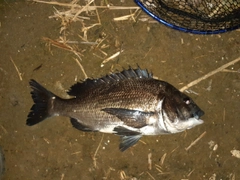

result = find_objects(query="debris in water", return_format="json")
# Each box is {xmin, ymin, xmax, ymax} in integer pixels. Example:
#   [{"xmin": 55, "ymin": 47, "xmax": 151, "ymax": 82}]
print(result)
[
  {"xmin": 148, "ymin": 153, "xmax": 152, "ymax": 170},
  {"xmin": 231, "ymin": 150, "xmax": 240, "ymax": 159},
  {"xmin": 185, "ymin": 131, "xmax": 206, "ymax": 151},
  {"xmin": 209, "ymin": 173, "xmax": 216, "ymax": 180},
  {"xmin": 208, "ymin": 141, "xmax": 218, "ymax": 151}
]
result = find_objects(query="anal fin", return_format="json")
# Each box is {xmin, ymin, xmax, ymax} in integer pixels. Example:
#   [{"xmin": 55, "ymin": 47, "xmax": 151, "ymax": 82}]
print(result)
[
  {"xmin": 113, "ymin": 126, "xmax": 142, "ymax": 152},
  {"xmin": 119, "ymin": 135, "xmax": 142, "ymax": 152},
  {"xmin": 70, "ymin": 118, "xmax": 96, "ymax": 132}
]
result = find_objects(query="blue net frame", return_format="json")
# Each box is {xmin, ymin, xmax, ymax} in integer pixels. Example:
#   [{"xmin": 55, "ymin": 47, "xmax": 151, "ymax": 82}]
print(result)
[{"xmin": 135, "ymin": 0, "xmax": 240, "ymax": 34}]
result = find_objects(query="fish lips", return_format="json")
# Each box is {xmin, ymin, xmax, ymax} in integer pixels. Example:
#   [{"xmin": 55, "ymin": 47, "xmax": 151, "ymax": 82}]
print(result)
[
  {"xmin": 189, "ymin": 109, "xmax": 204, "ymax": 128},
  {"xmin": 193, "ymin": 109, "xmax": 204, "ymax": 120}
]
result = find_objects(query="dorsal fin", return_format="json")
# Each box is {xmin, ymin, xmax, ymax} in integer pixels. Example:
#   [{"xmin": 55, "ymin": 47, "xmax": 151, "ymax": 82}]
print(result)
[{"xmin": 67, "ymin": 67, "xmax": 153, "ymax": 97}]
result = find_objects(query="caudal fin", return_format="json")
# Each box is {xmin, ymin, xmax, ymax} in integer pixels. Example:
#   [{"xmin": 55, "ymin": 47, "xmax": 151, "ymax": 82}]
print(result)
[{"xmin": 27, "ymin": 80, "xmax": 56, "ymax": 126}]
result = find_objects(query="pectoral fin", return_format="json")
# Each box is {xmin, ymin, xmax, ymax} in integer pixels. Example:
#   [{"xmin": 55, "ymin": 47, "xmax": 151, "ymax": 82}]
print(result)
[{"xmin": 102, "ymin": 108, "xmax": 154, "ymax": 128}]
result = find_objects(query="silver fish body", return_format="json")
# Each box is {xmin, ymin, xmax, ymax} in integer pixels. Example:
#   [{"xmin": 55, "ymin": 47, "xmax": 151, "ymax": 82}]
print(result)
[{"xmin": 27, "ymin": 67, "xmax": 204, "ymax": 151}]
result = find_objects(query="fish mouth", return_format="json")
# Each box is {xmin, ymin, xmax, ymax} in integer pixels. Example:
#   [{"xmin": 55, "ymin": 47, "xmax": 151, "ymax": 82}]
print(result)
[
  {"xmin": 193, "ymin": 109, "xmax": 204, "ymax": 120},
  {"xmin": 191, "ymin": 109, "xmax": 204, "ymax": 126}
]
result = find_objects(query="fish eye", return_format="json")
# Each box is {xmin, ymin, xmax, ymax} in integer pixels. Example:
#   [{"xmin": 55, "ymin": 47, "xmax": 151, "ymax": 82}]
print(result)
[{"xmin": 183, "ymin": 97, "xmax": 191, "ymax": 105}]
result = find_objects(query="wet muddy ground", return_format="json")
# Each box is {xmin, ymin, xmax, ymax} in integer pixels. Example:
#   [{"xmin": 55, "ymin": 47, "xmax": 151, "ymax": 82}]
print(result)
[{"xmin": 0, "ymin": 0, "xmax": 239, "ymax": 179}]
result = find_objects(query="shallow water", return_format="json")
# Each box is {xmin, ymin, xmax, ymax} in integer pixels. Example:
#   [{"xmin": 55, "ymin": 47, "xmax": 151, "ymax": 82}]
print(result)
[{"xmin": 0, "ymin": 0, "xmax": 239, "ymax": 179}]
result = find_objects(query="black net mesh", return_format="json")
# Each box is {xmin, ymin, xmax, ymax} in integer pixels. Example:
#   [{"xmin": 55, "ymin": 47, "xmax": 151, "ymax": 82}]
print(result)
[{"xmin": 135, "ymin": 0, "xmax": 240, "ymax": 34}]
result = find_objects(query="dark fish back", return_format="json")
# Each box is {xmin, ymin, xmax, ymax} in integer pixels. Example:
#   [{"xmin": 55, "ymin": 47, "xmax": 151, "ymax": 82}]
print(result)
[{"xmin": 67, "ymin": 68, "xmax": 153, "ymax": 97}]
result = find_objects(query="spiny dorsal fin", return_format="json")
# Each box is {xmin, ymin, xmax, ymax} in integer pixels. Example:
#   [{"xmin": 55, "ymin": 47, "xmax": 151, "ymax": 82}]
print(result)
[{"xmin": 67, "ymin": 67, "xmax": 153, "ymax": 97}]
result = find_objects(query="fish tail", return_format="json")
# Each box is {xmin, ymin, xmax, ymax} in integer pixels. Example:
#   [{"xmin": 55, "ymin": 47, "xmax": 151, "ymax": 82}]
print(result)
[{"xmin": 27, "ymin": 79, "xmax": 58, "ymax": 126}]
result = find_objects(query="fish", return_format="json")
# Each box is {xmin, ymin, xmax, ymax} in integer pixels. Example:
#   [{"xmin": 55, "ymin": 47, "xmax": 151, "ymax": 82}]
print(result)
[{"xmin": 27, "ymin": 67, "xmax": 204, "ymax": 151}]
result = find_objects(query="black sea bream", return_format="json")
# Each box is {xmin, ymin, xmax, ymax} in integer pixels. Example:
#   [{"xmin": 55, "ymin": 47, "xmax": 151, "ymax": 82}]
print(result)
[{"xmin": 27, "ymin": 67, "xmax": 204, "ymax": 151}]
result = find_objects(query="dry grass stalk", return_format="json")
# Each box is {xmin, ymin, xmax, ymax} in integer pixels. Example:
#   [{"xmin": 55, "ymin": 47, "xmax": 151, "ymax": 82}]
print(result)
[
  {"xmin": 39, "ymin": 0, "xmax": 102, "ymax": 57},
  {"xmin": 187, "ymin": 169, "xmax": 195, "ymax": 177},
  {"xmin": 32, "ymin": 0, "xmax": 79, "ymax": 7},
  {"xmin": 72, "ymin": 0, "xmax": 95, "ymax": 22},
  {"xmin": 60, "ymin": 173, "xmax": 65, "ymax": 180},
  {"xmin": 155, "ymin": 164, "xmax": 171, "ymax": 175},
  {"xmin": 221, "ymin": 69, "xmax": 240, "ymax": 73},
  {"xmin": 180, "ymin": 56, "xmax": 240, "ymax": 92},
  {"xmin": 160, "ymin": 153, "xmax": 167, "ymax": 166},
  {"xmin": 113, "ymin": 9, "xmax": 140, "ymax": 21},
  {"xmin": 185, "ymin": 131, "xmax": 206, "ymax": 151},
  {"xmin": 33, "ymin": 0, "xmax": 141, "ymax": 69},
  {"xmin": 119, "ymin": 170, "xmax": 128, "ymax": 180},
  {"xmin": 93, "ymin": 134, "xmax": 104, "ymax": 168},
  {"xmin": 10, "ymin": 56, "xmax": 22, "ymax": 81},
  {"xmin": 101, "ymin": 50, "xmax": 124, "ymax": 67},
  {"xmin": 170, "ymin": 146, "xmax": 179, "ymax": 154},
  {"xmin": 71, "ymin": 151, "xmax": 81, "ymax": 155},
  {"xmin": 155, "ymin": 164, "xmax": 163, "ymax": 173},
  {"xmin": 103, "ymin": 167, "xmax": 115, "ymax": 179},
  {"xmin": 139, "ymin": 139, "xmax": 147, "ymax": 145},
  {"xmin": 32, "ymin": 0, "xmax": 139, "ymax": 10},
  {"xmin": 43, "ymin": 137, "xmax": 50, "ymax": 144},
  {"xmin": 73, "ymin": 58, "xmax": 88, "ymax": 79},
  {"xmin": 146, "ymin": 171, "xmax": 155, "ymax": 180},
  {"xmin": 0, "ymin": 125, "xmax": 8, "ymax": 134},
  {"xmin": 148, "ymin": 153, "xmax": 152, "ymax": 170},
  {"xmin": 223, "ymin": 107, "xmax": 225, "ymax": 122},
  {"xmin": 43, "ymin": 37, "xmax": 83, "ymax": 59}
]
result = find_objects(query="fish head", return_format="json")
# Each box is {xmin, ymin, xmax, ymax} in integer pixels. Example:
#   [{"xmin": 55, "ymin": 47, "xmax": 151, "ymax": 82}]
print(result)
[{"xmin": 160, "ymin": 90, "xmax": 204, "ymax": 133}]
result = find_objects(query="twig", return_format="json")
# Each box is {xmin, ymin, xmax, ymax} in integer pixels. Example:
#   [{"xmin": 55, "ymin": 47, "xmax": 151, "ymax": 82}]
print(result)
[
  {"xmin": 94, "ymin": 1, "xmax": 101, "ymax": 25},
  {"xmin": 43, "ymin": 137, "xmax": 51, "ymax": 144},
  {"xmin": 43, "ymin": 37, "xmax": 83, "ymax": 58},
  {"xmin": 113, "ymin": 9, "xmax": 139, "ymax": 21},
  {"xmin": 170, "ymin": 146, "xmax": 179, "ymax": 154},
  {"xmin": 119, "ymin": 170, "xmax": 128, "ymax": 180},
  {"xmin": 223, "ymin": 108, "xmax": 225, "ymax": 122},
  {"xmin": 160, "ymin": 153, "xmax": 167, "ymax": 166},
  {"xmin": 139, "ymin": 139, "xmax": 147, "ymax": 145},
  {"xmin": 93, "ymin": 134, "xmax": 104, "ymax": 168},
  {"xmin": 72, "ymin": 0, "xmax": 94, "ymax": 22},
  {"xmin": 71, "ymin": 151, "xmax": 81, "ymax": 155},
  {"xmin": 148, "ymin": 153, "xmax": 152, "ymax": 170},
  {"xmin": 155, "ymin": 164, "xmax": 163, "ymax": 173},
  {"xmin": 0, "ymin": 125, "xmax": 8, "ymax": 134},
  {"xmin": 146, "ymin": 171, "xmax": 155, "ymax": 180},
  {"xmin": 185, "ymin": 131, "xmax": 206, "ymax": 151},
  {"xmin": 32, "ymin": 0, "xmax": 79, "ymax": 7},
  {"xmin": 221, "ymin": 69, "xmax": 240, "ymax": 73},
  {"xmin": 101, "ymin": 50, "xmax": 124, "ymax": 67},
  {"xmin": 73, "ymin": 58, "xmax": 88, "ymax": 79},
  {"xmin": 60, "ymin": 173, "xmax": 65, "ymax": 180},
  {"xmin": 10, "ymin": 56, "xmax": 22, "ymax": 81},
  {"xmin": 180, "ymin": 56, "xmax": 240, "ymax": 92},
  {"xmin": 187, "ymin": 169, "xmax": 195, "ymax": 177}
]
